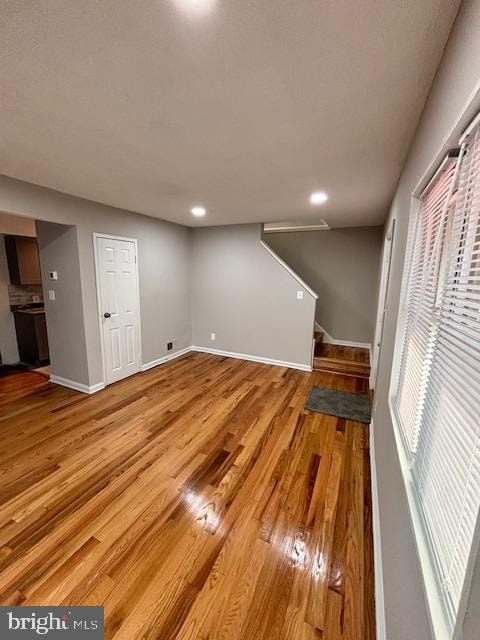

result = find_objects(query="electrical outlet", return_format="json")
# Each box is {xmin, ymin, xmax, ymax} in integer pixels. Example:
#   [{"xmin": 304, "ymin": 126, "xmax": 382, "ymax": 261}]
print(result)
[
  {"xmin": 210, "ymin": 332, "xmax": 216, "ymax": 341},
  {"xmin": 297, "ymin": 290, "xmax": 304, "ymax": 300},
  {"xmin": 48, "ymin": 290, "xmax": 56, "ymax": 301},
  {"xmin": 167, "ymin": 342, "xmax": 173, "ymax": 351}
]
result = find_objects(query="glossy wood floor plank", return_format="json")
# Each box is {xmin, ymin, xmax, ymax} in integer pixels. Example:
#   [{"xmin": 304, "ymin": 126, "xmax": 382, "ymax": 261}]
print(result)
[{"xmin": 0, "ymin": 353, "xmax": 374, "ymax": 639}]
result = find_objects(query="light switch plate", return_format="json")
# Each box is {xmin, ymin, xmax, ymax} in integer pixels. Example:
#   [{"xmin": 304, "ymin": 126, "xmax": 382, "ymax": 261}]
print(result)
[
  {"xmin": 49, "ymin": 271, "xmax": 58, "ymax": 280},
  {"xmin": 297, "ymin": 290, "xmax": 304, "ymax": 299},
  {"xmin": 48, "ymin": 290, "xmax": 56, "ymax": 301}
]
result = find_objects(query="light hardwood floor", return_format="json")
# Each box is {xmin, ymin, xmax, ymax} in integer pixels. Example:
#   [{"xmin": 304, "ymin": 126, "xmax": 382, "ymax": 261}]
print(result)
[{"xmin": 0, "ymin": 352, "xmax": 375, "ymax": 640}]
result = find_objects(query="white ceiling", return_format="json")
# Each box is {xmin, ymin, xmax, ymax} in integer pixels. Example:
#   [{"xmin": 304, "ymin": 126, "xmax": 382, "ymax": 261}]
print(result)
[{"xmin": 0, "ymin": 1, "xmax": 460, "ymax": 228}]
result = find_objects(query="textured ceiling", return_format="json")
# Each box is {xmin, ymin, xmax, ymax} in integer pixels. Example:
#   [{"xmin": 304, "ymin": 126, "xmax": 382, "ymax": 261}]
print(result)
[{"xmin": 0, "ymin": 1, "xmax": 460, "ymax": 227}]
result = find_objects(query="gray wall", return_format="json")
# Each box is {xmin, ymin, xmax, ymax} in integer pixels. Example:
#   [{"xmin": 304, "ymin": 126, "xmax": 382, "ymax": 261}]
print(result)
[
  {"xmin": 0, "ymin": 236, "xmax": 19, "ymax": 364},
  {"xmin": 371, "ymin": 1, "xmax": 480, "ymax": 638},
  {"xmin": 464, "ymin": 540, "xmax": 480, "ymax": 639},
  {"xmin": 36, "ymin": 222, "xmax": 89, "ymax": 384},
  {"xmin": 266, "ymin": 227, "xmax": 383, "ymax": 344},
  {"xmin": 0, "ymin": 180, "xmax": 317, "ymax": 383},
  {"xmin": 0, "ymin": 176, "xmax": 192, "ymax": 387},
  {"xmin": 192, "ymin": 224, "xmax": 316, "ymax": 367}
]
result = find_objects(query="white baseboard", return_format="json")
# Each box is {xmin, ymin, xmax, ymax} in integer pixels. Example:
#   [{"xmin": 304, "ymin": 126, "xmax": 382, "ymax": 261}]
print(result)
[
  {"xmin": 315, "ymin": 322, "xmax": 371, "ymax": 350},
  {"xmin": 369, "ymin": 420, "xmax": 387, "ymax": 640},
  {"xmin": 50, "ymin": 345, "xmax": 310, "ymax": 393},
  {"xmin": 191, "ymin": 346, "xmax": 312, "ymax": 372},
  {"xmin": 50, "ymin": 375, "xmax": 105, "ymax": 395},
  {"xmin": 141, "ymin": 346, "xmax": 192, "ymax": 372},
  {"xmin": 88, "ymin": 381, "xmax": 106, "ymax": 394}
]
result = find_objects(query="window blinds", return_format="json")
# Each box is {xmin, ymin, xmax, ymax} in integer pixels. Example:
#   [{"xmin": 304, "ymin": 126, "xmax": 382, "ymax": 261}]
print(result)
[
  {"xmin": 394, "ymin": 121, "xmax": 480, "ymax": 632},
  {"xmin": 395, "ymin": 156, "xmax": 460, "ymax": 454}
]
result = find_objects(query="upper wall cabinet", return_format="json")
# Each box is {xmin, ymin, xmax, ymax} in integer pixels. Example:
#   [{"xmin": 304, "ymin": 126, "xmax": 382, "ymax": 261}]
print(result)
[{"xmin": 4, "ymin": 236, "xmax": 42, "ymax": 285}]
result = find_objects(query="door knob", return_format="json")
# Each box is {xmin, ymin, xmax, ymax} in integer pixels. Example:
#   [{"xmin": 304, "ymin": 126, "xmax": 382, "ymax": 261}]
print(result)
[{"xmin": 104, "ymin": 312, "xmax": 111, "ymax": 318}]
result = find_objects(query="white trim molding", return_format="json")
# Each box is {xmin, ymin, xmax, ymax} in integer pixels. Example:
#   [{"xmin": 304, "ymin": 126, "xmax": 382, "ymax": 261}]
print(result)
[
  {"xmin": 315, "ymin": 322, "xmax": 371, "ymax": 350},
  {"xmin": 191, "ymin": 346, "xmax": 312, "ymax": 371},
  {"xmin": 370, "ymin": 420, "xmax": 387, "ymax": 640},
  {"xmin": 141, "ymin": 346, "xmax": 192, "ymax": 372},
  {"xmin": 50, "ymin": 374, "xmax": 105, "ymax": 395},
  {"xmin": 259, "ymin": 240, "xmax": 319, "ymax": 299},
  {"xmin": 263, "ymin": 221, "xmax": 330, "ymax": 233},
  {"xmin": 388, "ymin": 396, "xmax": 454, "ymax": 640}
]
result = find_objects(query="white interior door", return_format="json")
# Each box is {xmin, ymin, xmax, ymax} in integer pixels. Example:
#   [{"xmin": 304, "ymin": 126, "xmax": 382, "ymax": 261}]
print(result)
[
  {"xmin": 96, "ymin": 235, "xmax": 141, "ymax": 385},
  {"xmin": 371, "ymin": 219, "xmax": 395, "ymax": 388}
]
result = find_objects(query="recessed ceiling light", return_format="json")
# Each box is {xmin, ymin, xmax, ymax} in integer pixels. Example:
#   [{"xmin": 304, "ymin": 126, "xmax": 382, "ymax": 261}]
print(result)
[
  {"xmin": 191, "ymin": 206, "xmax": 206, "ymax": 217},
  {"xmin": 310, "ymin": 191, "xmax": 328, "ymax": 205},
  {"xmin": 173, "ymin": 0, "xmax": 217, "ymax": 17}
]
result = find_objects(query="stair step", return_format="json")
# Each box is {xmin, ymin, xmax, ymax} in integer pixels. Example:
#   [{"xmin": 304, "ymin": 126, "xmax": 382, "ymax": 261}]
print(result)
[
  {"xmin": 313, "ymin": 331, "xmax": 324, "ymax": 356},
  {"xmin": 313, "ymin": 356, "xmax": 370, "ymax": 378}
]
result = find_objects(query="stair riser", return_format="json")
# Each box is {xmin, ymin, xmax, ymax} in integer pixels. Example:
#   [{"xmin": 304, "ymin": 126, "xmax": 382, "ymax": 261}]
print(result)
[
  {"xmin": 313, "ymin": 359, "xmax": 370, "ymax": 377},
  {"xmin": 313, "ymin": 366, "xmax": 370, "ymax": 379}
]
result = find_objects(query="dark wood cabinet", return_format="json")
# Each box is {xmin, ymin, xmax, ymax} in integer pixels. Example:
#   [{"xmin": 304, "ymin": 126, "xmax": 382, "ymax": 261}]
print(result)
[
  {"xmin": 13, "ymin": 310, "xmax": 50, "ymax": 366},
  {"xmin": 4, "ymin": 236, "xmax": 42, "ymax": 285}
]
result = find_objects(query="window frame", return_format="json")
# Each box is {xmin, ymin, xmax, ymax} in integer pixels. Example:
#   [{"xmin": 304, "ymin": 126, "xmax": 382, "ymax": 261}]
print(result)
[
  {"xmin": 388, "ymin": 130, "xmax": 480, "ymax": 640},
  {"xmin": 389, "ymin": 196, "xmax": 454, "ymax": 640}
]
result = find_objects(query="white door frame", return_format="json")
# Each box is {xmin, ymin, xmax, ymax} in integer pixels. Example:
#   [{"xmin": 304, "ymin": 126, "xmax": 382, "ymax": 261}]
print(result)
[
  {"xmin": 370, "ymin": 219, "xmax": 395, "ymax": 389},
  {"xmin": 93, "ymin": 232, "xmax": 143, "ymax": 386}
]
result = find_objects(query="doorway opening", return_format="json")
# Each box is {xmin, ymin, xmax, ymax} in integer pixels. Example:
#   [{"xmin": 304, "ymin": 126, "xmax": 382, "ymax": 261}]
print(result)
[{"xmin": 0, "ymin": 212, "xmax": 50, "ymax": 378}]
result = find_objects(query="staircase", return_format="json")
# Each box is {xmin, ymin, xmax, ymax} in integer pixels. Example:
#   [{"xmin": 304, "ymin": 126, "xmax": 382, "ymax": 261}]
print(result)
[{"xmin": 313, "ymin": 331, "xmax": 370, "ymax": 378}]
